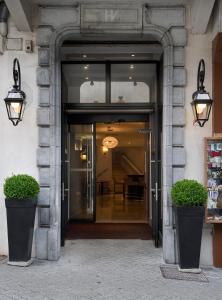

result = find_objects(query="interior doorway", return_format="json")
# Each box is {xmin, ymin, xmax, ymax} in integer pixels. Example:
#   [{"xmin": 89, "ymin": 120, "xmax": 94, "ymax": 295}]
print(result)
[
  {"xmin": 96, "ymin": 122, "xmax": 149, "ymax": 223},
  {"xmin": 66, "ymin": 119, "xmax": 150, "ymax": 224}
]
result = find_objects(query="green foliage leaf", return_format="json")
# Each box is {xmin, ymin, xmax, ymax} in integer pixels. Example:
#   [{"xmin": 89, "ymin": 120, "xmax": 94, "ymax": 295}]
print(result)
[
  {"xmin": 3, "ymin": 174, "xmax": 40, "ymax": 200},
  {"xmin": 171, "ymin": 179, "xmax": 207, "ymax": 207}
]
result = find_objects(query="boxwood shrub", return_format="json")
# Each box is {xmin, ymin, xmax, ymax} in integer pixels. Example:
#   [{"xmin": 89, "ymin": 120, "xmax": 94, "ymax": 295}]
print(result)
[
  {"xmin": 4, "ymin": 174, "xmax": 40, "ymax": 200},
  {"xmin": 171, "ymin": 179, "xmax": 208, "ymax": 207}
]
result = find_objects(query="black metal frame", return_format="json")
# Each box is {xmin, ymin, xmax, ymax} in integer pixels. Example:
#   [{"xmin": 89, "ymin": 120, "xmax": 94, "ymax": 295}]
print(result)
[
  {"xmin": 67, "ymin": 114, "xmax": 150, "ymax": 224},
  {"xmin": 4, "ymin": 58, "xmax": 26, "ymax": 126},
  {"xmin": 61, "ymin": 59, "xmax": 162, "ymax": 246},
  {"xmin": 61, "ymin": 60, "xmax": 159, "ymax": 109},
  {"xmin": 191, "ymin": 59, "xmax": 213, "ymax": 127}
]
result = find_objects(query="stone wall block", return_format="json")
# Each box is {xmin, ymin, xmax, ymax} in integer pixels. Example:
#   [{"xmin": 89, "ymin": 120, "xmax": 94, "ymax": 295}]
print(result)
[
  {"xmin": 172, "ymin": 127, "xmax": 184, "ymax": 146},
  {"xmin": 35, "ymin": 228, "xmax": 48, "ymax": 259},
  {"xmin": 163, "ymin": 165, "xmax": 173, "ymax": 187},
  {"xmin": 173, "ymin": 107, "xmax": 185, "ymax": 126},
  {"xmin": 38, "ymin": 48, "xmax": 50, "ymax": 66},
  {"xmin": 81, "ymin": 4, "xmax": 142, "ymax": 33},
  {"xmin": 36, "ymin": 26, "xmax": 53, "ymax": 47},
  {"xmin": 144, "ymin": 7, "xmax": 185, "ymax": 28},
  {"xmin": 37, "ymin": 67, "xmax": 50, "ymax": 87},
  {"xmin": 163, "ymin": 46, "xmax": 173, "ymax": 67},
  {"xmin": 163, "ymin": 85, "xmax": 173, "ymax": 106},
  {"xmin": 163, "ymin": 105, "xmax": 172, "ymax": 127},
  {"xmin": 163, "ymin": 204, "xmax": 172, "ymax": 227},
  {"xmin": 163, "ymin": 226, "xmax": 176, "ymax": 263},
  {"xmin": 39, "ymin": 167, "xmax": 50, "ymax": 186},
  {"xmin": 37, "ymin": 108, "xmax": 50, "ymax": 126},
  {"xmin": 55, "ymin": 126, "xmax": 61, "ymax": 147},
  {"xmin": 173, "ymin": 87, "xmax": 185, "ymax": 106},
  {"xmin": 39, "ymin": 208, "xmax": 50, "ymax": 226},
  {"xmin": 172, "ymin": 147, "xmax": 186, "ymax": 166},
  {"xmin": 173, "ymin": 47, "xmax": 185, "ymax": 66},
  {"xmin": 162, "ymin": 146, "xmax": 173, "ymax": 168},
  {"xmin": 39, "ymin": 88, "xmax": 50, "ymax": 107},
  {"xmin": 173, "ymin": 167, "xmax": 185, "ymax": 183},
  {"xmin": 37, "ymin": 148, "xmax": 50, "ymax": 167},
  {"xmin": 39, "ymin": 127, "xmax": 50, "ymax": 147},
  {"xmin": 39, "ymin": 7, "xmax": 80, "ymax": 27},
  {"xmin": 162, "ymin": 125, "xmax": 172, "ymax": 147},
  {"xmin": 170, "ymin": 27, "xmax": 187, "ymax": 46},
  {"xmin": 48, "ymin": 225, "xmax": 60, "ymax": 260},
  {"xmin": 38, "ymin": 187, "xmax": 50, "ymax": 206},
  {"xmin": 173, "ymin": 67, "xmax": 186, "ymax": 86},
  {"xmin": 163, "ymin": 66, "xmax": 173, "ymax": 87}
]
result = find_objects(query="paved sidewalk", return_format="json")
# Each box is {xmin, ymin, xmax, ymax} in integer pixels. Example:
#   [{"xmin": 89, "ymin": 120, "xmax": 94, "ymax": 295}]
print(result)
[{"xmin": 0, "ymin": 240, "xmax": 222, "ymax": 300}]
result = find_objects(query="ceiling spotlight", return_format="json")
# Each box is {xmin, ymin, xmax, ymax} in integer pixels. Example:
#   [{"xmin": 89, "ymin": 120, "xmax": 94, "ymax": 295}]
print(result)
[
  {"xmin": 84, "ymin": 65, "xmax": 89, "ymax": 70},
  {"xmin": 131, "ymin": 54, "xmax": 135, "ymax": 57},
  {"xmin": 129, "ymin": 76, "xmax": 132, "ymax": 80},
  {"xmin": 82, "ymin": 54, "xmax": 87, "ymax": 58},
  {"xmin": 130, "ymin": 64, "xmax": 134, "ymax": 69},
  {"xmin": 85, "ymin": 77, "xmax": 89, "ymax": 80}
]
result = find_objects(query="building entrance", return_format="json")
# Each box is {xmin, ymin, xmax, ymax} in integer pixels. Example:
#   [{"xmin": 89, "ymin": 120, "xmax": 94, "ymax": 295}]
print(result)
[{"xmin": 61, "ymin": 45, "xmax": 162, "ymax": 245}]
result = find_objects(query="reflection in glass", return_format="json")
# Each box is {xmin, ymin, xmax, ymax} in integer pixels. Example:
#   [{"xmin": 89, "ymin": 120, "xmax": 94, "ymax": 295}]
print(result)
[
  {"xmin": 62, "ymin": 64, "xmax": 106, "ymax": 103},
  {"xmin": 111, "ymin": 64, "xmax": 156, "ymax": 103},
  {"xmin": 69, "ymin": 124, "xmax": 94, "ymax": 221}
]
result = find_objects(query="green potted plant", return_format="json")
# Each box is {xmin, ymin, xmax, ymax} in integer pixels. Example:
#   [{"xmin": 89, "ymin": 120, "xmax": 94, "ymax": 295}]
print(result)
[
  {"xmin": 4, "ymin": 174, "xmax": 40, "ymax": 266},
  {"xmin": 171, "ymin": 179, "xmax": 208, "ymax": 272}
]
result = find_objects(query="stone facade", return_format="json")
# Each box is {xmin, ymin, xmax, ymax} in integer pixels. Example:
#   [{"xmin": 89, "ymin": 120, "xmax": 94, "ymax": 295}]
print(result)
[{"xmin": 36, "ymin": 3, "xmax": 186, "ymax": 262}]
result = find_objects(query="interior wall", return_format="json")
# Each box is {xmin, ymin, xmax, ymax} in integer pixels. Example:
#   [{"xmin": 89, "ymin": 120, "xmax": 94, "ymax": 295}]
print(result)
[
  {"xmin": 96, "ymin": 139, "xmax": 113, "ymax": 182},
  {"xmin": 114, "ymin": 147, "xmax": 145, "ymax": 174}
]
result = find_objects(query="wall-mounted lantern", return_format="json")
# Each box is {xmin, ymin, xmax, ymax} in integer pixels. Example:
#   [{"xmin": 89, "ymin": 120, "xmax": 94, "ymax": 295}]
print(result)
[
  {"xmin": 191, "ymin": 59, "xmax": 213, "ymax": 127},
  {"xmin": 4, "ymin": 58, "xmax": 26, "ymax": 126}
]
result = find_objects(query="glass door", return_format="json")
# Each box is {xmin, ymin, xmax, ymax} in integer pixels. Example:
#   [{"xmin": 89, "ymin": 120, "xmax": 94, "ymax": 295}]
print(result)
[{"xmin": 69, "ymin": 124, "xmax": 95, "ymax": 221}]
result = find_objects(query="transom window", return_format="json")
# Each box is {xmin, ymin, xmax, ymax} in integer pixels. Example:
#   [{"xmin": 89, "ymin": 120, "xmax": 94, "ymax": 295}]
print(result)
[{"xmin": 62, "ymin": 62, "xmax": 157, "ymax": 104}]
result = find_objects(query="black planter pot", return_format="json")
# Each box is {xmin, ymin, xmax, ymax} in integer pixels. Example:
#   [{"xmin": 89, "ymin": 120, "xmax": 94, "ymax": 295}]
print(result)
[
  {"xmin": 175, "ymin": 206, "xmax": 204, "ymax": 271},
  {"xmin": 5, "ymin": 198, "xmax": 37, "ymax": 266}
]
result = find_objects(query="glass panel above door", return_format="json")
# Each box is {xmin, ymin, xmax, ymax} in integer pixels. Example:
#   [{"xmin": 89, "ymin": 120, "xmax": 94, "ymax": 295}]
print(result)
[
  {"xmin": 62, "ymin": 64, "xmax": 106, "ymax": 103},
  {"xmin": 62, "ymin": 62, "xmax": 157, "ymax": 105},
  {"xmin": 111, "ymin": 63, "xmax": 156, "ymax": 103}
]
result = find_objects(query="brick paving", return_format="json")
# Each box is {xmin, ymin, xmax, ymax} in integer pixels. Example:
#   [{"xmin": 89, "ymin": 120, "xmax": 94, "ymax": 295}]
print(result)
[{"xmin": 0, "ymin": 240, "xmax": 222, "ymax": 299}]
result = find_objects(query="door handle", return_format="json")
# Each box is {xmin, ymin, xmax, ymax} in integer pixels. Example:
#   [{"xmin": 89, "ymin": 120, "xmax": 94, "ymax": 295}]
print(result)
[
  {"xmin": 62, "ymin": 182, "xmax": 64, "ymax": 201},
  {"xmin": 155, "ymin": 182, "xmax": 158, "ymax": 202}
]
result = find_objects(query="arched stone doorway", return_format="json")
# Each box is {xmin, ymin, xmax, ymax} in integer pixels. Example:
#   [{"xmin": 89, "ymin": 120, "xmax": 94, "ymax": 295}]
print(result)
[{"xmin": 35, "ymin": 4, "xmax": 186, "ymax": 263}]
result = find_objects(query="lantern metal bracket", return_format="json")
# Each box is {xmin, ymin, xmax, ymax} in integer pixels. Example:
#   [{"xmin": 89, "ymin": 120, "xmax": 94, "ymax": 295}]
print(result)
[
  {"xmin": 197, "ymin": 59, "xmax": 205, "ymax": 92},
  {"xmin": 191, "ymin": 58, "xmax": 213, "ymax": 128},
  {"xmin": 13, "ymin": 58, "xmax": 21, "ymax": 90},
  {"xmin": 4, "ymin": 58, "xmax": 26, "ymax": 126}
]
